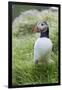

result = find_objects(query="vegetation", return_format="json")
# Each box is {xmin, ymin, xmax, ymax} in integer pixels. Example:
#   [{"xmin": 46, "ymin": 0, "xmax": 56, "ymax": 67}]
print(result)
[{"xmin": 12, "ymin": 8, "xmax": 59, "ymax": 86}]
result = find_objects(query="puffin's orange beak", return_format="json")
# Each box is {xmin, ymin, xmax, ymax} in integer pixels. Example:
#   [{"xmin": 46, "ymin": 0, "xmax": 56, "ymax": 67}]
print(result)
[{"xmin": 32, "ymin": 25, "xmax": 40, "ymax": 33}]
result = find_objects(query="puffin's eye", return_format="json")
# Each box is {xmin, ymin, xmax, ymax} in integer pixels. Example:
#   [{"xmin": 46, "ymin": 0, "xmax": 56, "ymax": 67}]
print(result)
[{"xmin": 41, "ymin": 23, "xmax": 44, "ymax": 26}]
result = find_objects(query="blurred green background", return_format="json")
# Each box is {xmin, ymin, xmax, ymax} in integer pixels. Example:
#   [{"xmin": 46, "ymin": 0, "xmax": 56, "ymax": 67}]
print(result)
[
  {"xmin": 12, "ymin": 5, "xmax": 49, "ymax": 20},
  {"xmin": 12, "ymin": 4, "xmax": 59, "ymax": 86}
]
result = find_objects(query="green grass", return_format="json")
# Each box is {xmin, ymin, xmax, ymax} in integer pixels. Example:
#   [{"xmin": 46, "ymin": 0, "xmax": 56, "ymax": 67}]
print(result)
[{"xmin": 12, "ymin": 9, "xmax": 59, "ymax": 86}]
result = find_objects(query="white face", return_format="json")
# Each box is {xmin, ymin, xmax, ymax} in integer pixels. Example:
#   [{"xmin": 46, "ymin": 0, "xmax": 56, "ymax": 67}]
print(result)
[{"xmin": 36, "ymin": 21, "xmax": 48, "ymax": 32}]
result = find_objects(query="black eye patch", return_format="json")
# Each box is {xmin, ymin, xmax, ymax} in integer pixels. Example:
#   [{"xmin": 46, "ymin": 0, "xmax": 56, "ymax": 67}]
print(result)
[{"xmin": 41, "ymin": 23, "xmax": 44, "ymax": 26}]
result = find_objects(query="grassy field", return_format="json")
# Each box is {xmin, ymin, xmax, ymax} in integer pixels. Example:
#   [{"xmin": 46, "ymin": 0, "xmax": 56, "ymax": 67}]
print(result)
[{"xmin": 12, "ymin": 9, "xmax": 59, "ymax": 86}]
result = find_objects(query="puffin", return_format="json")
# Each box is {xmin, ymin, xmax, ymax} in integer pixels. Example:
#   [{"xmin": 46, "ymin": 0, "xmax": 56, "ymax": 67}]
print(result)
[{"xmin": 33, "ymin": 21, "xmax": 53, "ymax": 64}]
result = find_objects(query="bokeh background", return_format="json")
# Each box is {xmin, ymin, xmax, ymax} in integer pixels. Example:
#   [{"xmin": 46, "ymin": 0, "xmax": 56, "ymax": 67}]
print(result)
[{"xmin": 12, "ymin": 4, "xmax": 59, "ymax": 86}]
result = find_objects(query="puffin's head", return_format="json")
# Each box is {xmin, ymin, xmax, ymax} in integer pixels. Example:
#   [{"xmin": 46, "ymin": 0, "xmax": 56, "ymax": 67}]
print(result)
[
  {"xmin": 33, "ymin": 21, "xmax": 49, "ymax": 38},
  {"xmin": 33, "ymin": 21, "xmax": 49, "ymax": 33}
]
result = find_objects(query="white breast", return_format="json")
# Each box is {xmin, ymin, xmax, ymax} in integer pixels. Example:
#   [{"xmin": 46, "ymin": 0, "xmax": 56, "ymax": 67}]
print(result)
[{"xmin": 34, "ymin": 37, "xmax": 52, "ymax": 63}]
